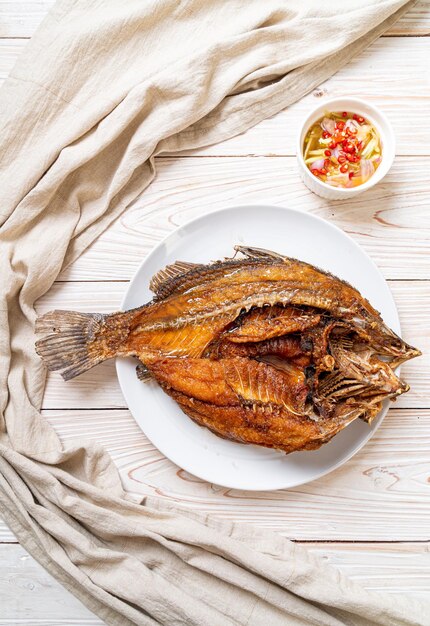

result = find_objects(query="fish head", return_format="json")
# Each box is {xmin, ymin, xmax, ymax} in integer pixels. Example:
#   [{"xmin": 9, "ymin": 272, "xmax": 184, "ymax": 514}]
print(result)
[
  {"xmin": 311, "ymin": 318, "xmax": 418, "ymax": 425},
  {"xmin": 353, "ymin": 314, "xmax": 422, "ymax": 369},
  {"xmin": 328, "ymin": 328, "xmax": 409, "ymax": 396}
]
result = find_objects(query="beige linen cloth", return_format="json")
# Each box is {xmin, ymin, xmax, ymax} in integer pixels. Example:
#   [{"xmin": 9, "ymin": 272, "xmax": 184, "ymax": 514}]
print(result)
[{"xmin": 0, "ymin": 1, "xmax": 427, "ymax": 625}]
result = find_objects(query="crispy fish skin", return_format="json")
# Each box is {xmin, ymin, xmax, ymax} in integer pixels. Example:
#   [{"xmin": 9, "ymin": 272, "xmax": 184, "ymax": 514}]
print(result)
[
  {"xmin": 145, "ymin": 356, "xmax": 363, "ymax": 453},
  {"xmin": 35, "ymin": 246, "xmax": 421, "ymax": 454},
  {"xmin": 36, "ymin": 246, "xmax": 419, "ymax": 372},
  {"xmin": 130, "ymin": 251, "xmax": 416, "ymax": 366},
  {"xmin": 146, "ymin": 356, "xmax": 321, "ymax": 453},
  {"xmin": 148, "ymin": 356, "xmax": 310, "ymax": 413}
]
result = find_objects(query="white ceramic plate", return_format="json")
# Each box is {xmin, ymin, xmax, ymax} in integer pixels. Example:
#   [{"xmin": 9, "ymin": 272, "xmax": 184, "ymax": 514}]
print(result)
[{"xmin": 116, "ymin": 205, "xmax": 400, "ymax": 491}]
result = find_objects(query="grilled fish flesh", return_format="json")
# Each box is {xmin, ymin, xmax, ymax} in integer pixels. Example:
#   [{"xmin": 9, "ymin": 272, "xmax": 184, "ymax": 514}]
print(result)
[{"xmin": 35, "ymin": 246, "xmax": 421, "ymax": 454}]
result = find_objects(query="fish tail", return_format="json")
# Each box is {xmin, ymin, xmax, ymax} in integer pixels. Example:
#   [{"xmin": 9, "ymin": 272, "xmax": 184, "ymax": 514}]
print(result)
[{"xmin": 35, "ymin": 309, "xmax": 131, "ymax": 380}]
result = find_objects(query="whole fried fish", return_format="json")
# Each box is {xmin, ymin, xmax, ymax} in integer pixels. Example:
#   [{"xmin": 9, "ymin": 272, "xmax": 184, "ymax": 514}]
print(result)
[{"xmin": 35, "ymin": 246, "xmax": 421, "ymax": 454}]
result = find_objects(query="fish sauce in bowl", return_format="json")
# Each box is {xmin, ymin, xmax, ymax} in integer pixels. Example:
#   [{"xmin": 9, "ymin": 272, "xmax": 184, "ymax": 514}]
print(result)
[{"xmin": 303, "ymin": 111, "xmax": 381, "ymax": 189}]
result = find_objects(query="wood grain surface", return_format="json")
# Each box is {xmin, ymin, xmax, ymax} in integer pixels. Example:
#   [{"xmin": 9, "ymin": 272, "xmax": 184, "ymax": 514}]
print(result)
[
  {"xmin": 37, "ymin": 407, "xmax": 430, "ymax": 542},
  {"xmin": 58, "ymin": 156, "xmax": 430, "ymax": 282},
  {"xmin": 0, "ymin": 0, "xmax": 429, "ymax": 623},
  {"xmin": 0, "ymin": 545, "xmax": 103, "ymax": 625}
]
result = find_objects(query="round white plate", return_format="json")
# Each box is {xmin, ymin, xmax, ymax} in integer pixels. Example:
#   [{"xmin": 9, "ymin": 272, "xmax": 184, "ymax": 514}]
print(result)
[{"xmin": 116, "ymin": 205, "xmax": 400, "ymax": 491}]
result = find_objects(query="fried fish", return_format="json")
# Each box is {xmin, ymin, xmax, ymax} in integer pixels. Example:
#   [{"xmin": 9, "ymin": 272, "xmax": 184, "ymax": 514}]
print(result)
[{"xmin": 35, "ymin": 246, "xmax": 421, "ymax": 454}]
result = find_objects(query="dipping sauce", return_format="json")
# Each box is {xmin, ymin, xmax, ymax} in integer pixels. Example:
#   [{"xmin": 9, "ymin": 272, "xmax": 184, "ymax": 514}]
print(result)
[{"xmin": 303, "ymin": 111, "xmax": 381, "ymax": 188}]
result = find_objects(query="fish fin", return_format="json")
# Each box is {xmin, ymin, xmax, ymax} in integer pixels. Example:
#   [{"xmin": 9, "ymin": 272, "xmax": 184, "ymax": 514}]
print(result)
[
  {"xmin": 149, "ymin": 261, "xmax": 202, "ymax": 295},
  {"xmin": 35, "ymin": 309, "xmax": 128, "ymax": 381},
  {"xmin": 234, "ymin": 245, "xmax": 285, "ymax": 261},
  {"xmin": 136, "ymin": 363, "xmax": 152, "ymax": 382}
]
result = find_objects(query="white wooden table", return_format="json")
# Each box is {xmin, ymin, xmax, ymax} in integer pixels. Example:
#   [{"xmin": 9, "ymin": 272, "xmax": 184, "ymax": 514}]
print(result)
[{"xmin": 1, "ymin": 2, "xmax": 430, "ymax": 624}]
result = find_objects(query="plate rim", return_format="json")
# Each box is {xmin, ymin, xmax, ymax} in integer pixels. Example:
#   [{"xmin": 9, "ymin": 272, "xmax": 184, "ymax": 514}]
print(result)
[{"xmin": 116, "ymin": 204, "xmax": 400, "ymax": 491}]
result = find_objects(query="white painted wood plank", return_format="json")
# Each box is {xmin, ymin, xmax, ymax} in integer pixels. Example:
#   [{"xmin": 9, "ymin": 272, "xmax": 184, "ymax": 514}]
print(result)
[
  {"xmin": 0, "ymin": 38, "xmax": 428, "ymax": 158},
  {"xmin": 386, "ymin": 0, "xmax": 430, "ymax": 35},
  {"xmin": 176, "ymin": 38, "xmax": 430, "ymax": 158},
  {"xmin": 0, "ymin": 520, "xmax": 15, "ymax": 542},
  {"xmin": 56, "ymin": 155, "xmax": 430, "ymax": 283},
  {"xmin": 0, "ymin": 1, "xmax": 54, "ymax": 38},
  {"xmin": 0, "ymin": 545, "xmax": 103, "ymax": 624},
  {"xmin": 0, "ymin": 541, "xmax": 429, "ymax": 625},
  {"xmin": 34, "ymin": 408, "xmax": 430, "ymax": 541},
  {"xmin": 36, "ymin": 280, "xmax": 427, "ymax": 410},
  {"xmin": 0, "ymin": 1, "xmax": 428, "ymax": 38},
  {"xmin": 306, "ymin": 542, "xmax": 430, "ymax": 600},
  {"xmin": 2, "ymin": 403, "xmax": 427, "ymax": 543},
  {"xmin": 1, "ymin": 406, "xmax": 430, "ymax": 541}
]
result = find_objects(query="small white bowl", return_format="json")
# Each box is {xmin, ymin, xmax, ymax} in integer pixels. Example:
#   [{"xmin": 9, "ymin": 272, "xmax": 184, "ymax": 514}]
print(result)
[{"xmin": 296, "ymin": 97, "xmax": 395, "ymax": 200}]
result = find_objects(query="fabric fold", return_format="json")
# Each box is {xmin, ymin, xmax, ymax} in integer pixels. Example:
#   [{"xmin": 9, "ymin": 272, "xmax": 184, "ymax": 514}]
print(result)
[{"xmin": 0, "ymin": 1, "xmax": 426, "ymax": 624}]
